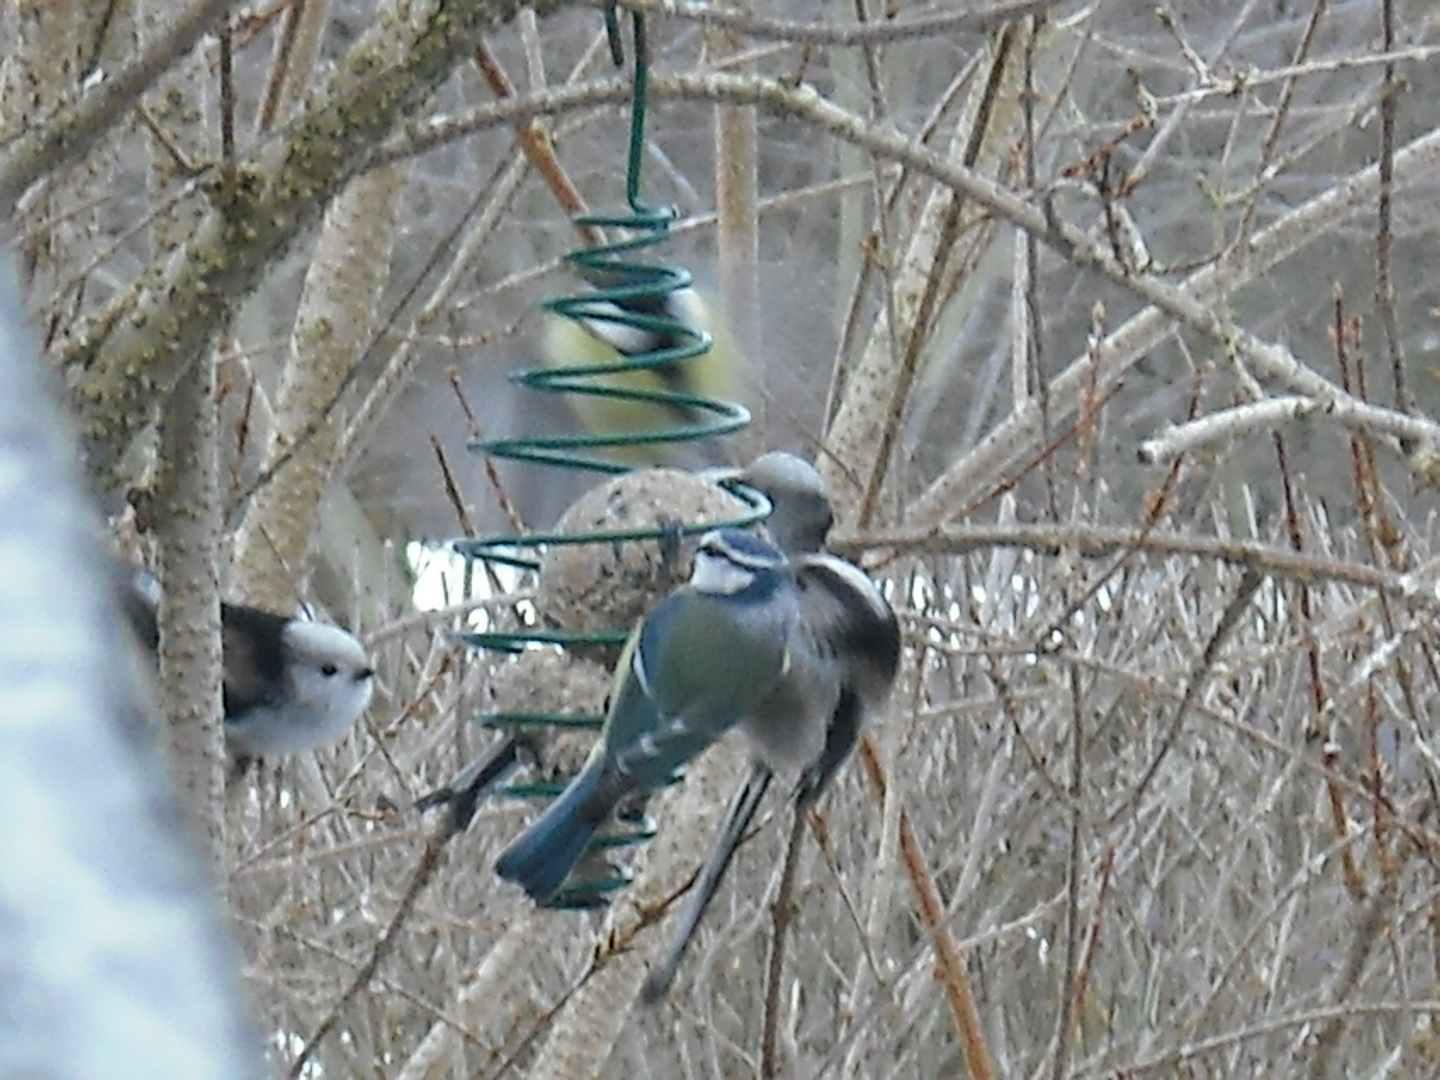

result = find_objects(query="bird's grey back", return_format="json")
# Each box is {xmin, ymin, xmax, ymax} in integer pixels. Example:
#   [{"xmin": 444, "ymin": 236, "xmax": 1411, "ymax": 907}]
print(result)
[
  {"xmin": 740, "ymin": 551, "xmax": 898, "ymax": 776},
  {"xmin": 741, "ymin": 609, "xmax": 845, "ymax": 775}
]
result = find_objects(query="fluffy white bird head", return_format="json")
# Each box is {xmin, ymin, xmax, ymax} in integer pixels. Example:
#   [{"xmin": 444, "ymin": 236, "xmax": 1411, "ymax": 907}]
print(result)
[
  {"xmin": 286, "ymin": 621, "xmax": 374, "ymax": 709},
  {"xmin": 221, "ymin": 618, "xmax": 375, "ymax": 761}
]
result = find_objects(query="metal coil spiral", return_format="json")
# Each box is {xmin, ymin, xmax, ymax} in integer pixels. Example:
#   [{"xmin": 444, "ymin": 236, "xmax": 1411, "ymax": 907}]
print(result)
[{"xmin": 447, "ymin": 8, "xmax": 764, "ymax": 909}]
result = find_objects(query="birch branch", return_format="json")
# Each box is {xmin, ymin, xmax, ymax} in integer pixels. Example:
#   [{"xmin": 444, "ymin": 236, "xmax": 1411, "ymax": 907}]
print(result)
[
  {"xmin": 0, "ymin": 0, "xmax": 239, "ymax": 210},
  {"xmin": 155, "ymin": 336, "xmax": 226, "ymax": 869},
  {"xmin": 63, "ymin": 0, "xmax": 539, "ymax": 495},
  {"xmin": 1134, "ymin": 395, "xmax": 1426, "ymax": 466},
  {"xmin": 525, "ymin": 740, "xmax": 749, "ymax": 1079},
  {"xmin": 387, "ymin": 73, "xmax": 1440, "ymax": 512}
]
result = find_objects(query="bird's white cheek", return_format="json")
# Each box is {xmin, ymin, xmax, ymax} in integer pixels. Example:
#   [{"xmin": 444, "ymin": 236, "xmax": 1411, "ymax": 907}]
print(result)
[
  {"xmin": 346, "ymin": 679, "xmax": 375, "ymax": 719},
  {"xmin": 306, "ymin": 674, "xmax": 373, "ymax": 720}
]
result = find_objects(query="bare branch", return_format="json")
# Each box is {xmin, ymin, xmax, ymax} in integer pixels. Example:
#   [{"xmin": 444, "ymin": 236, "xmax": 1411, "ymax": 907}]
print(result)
[
  {"xmin": 64, "ymin": 0, "xmax": 541, "ymax": 494},
  {"xmin": 0, "ymin": 0, "xmax": 239, "ymax": 210}
]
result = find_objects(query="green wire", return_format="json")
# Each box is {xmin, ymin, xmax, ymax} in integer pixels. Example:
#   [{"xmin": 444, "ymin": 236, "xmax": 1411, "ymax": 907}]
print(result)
[{"xmin": 627, "ymin": 11, "xmax": 652, "ymax": 214}]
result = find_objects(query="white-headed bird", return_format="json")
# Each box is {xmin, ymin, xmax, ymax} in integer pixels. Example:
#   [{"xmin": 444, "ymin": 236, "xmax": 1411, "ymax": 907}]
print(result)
[{"xmin": 122, "ymin": 578, "xmax": 375, "ymax": 768}]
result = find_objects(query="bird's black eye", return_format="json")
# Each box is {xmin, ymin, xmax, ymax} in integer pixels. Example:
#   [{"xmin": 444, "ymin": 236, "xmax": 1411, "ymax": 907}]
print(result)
[{"xmin": 321, "ymin": 663, "xmax": 339, "ymax": 677}]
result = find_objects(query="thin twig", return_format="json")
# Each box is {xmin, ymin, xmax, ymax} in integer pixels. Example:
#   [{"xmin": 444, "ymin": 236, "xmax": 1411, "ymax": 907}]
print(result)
[
  {"xmin": 1032, "ymin": 847, "xmax": 1116, "ymax": 1080},
  {"xmin": 1047, "ymin": 664, "xmax": 1086, "ymax": 1080},
  {"xmin": 286, "ymin": 828, "xmax": 453, "ymax": 1078},
  {"xmin": 255, "ymin": 0, "xmax": 306, "ymax": 132},
  {"xmin": 1111, "ymin": 1000, "xmax": 1440, "ymax": 1078},
  {"xmin": 1236, "ymin": 0, "xmax": 1328, "ymax": 243},
  {"xmin": 1375, "ymin": 0, "xmax": 1410, "ymax": 416},
  {"xmin": 1276, "ymin": 426, "xmax": 1366, "ymax": 900},
  {"xmin": 1106, "ymin": 564, "xmax": 1265, "ymax": 826},
  {"xmin": 857, "ymin": 738, "xmax": 997, "ymax": 1080},
  {"xmin": 1304, "ymin": 873, "xmax": 1400, "ymax": 1080},
  {"xmin": 0, "ymin": 0, "xmax": 237, "ymax": 206},
  {"xmin": 760, "ymin": 807, "xmax": 808, "ymax": 1078},
  {"xmin": 431, "ymin": 434, "xmax": 477, "ymax": 540},
  {"xmin": 835, "ymin": 522, "xmax": 1440, "ymax": 606},
  {"xmin": 473, "ymin": 40, "xmax": 604, "ymax": 248},
  {"xmin": 1036, "ymin": 362, "xmax": 1198, "ymax": 646},
  {"xmin": 447, "ymin": 367, "xmax": 527, "ymax": 534},
  {"xmin": 612, "ymin": 0, "xmax": 1056, "ymax": 46},
  {"xmin": 217, "ymin": 18, "xmax": 236, "ymax": 166}
]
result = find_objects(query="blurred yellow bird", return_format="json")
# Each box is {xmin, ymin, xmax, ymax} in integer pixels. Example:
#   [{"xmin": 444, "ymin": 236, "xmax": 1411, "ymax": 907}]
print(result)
[{"xmin": 539, "ymin": 286, "xmax": 741, "ymax": 468}]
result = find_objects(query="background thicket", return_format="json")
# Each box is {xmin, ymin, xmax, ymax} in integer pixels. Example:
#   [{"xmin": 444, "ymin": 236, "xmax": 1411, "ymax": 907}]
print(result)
[{"xmin": 6, "ymin": 0, "xmax": 1440, "ymax": 1076}]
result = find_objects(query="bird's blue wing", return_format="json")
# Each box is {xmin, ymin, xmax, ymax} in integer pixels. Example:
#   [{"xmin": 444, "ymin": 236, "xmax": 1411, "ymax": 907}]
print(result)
[
  {"xmin": 602, "ymin": 589, "xmax": 791, "ymax": 793},
  {"xmin": 494, "ymin": 758, "xmax": 609, "ymax": 902}
]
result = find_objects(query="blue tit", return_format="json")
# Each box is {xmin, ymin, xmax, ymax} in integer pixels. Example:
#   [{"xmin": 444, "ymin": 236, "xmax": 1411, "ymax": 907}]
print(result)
[
  {"xmin": 644, "ymin": 453, "xmax": 900, "ymax": 1002},
  {"xmin": 494, "ymin": 528, "xmax": 800, "ymax": 904},
  {"xmin": 539, "ymin": 285, "xmax": 739, "ymax": 467},
  {"xmin": 122, "ymin": 573, "xmax": 376, "ymax": 767}
]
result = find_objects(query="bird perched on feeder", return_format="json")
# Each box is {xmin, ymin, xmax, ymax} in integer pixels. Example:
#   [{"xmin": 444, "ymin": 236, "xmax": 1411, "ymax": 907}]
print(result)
[
  {"xmin": 539, "ymin": 283, "xmax": 740, "ymax": 467},
  {"xmin": 706, "ymin": 450, "xmax": 835, "ymax": 555},
  {"xmin": 121, "ymin": 573, "xmax": 376, "ymax": 767},
  {"xmin": 494, "ymin": 528, "xmax": 800, "ymax": 903},
  {"xmin": 642, "ymin": 451, "xmax": 901, "ymax": 1002}
]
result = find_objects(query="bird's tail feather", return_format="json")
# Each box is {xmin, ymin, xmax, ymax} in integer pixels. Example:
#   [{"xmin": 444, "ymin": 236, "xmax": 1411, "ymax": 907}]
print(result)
[
  {"xmin": 495, "ymin": 763, "xmax": 610, "ymax": 902},
  {"xmin": 643, "ymin": 763, "xmax": 773, "ymax": 1002}
]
